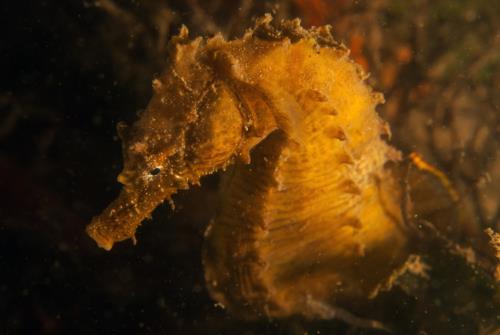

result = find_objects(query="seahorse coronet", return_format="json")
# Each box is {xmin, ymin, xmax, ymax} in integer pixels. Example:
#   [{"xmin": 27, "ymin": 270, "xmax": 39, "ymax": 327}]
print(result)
[{"xmin": 87, "ymin": 14, "xmax": 411, "ymax": 321}]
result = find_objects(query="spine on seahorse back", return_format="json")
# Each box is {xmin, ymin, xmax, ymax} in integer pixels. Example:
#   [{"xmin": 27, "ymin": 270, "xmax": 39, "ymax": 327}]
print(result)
[{"xmin": 203, "ymin": 26, "xmax": 408, "ymax": 318}]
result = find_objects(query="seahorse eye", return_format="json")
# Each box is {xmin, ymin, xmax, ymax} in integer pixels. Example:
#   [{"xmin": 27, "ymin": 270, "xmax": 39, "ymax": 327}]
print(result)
[{"xmin": 149, "ymin": 167, "xmax": 161, "ymax": 176}]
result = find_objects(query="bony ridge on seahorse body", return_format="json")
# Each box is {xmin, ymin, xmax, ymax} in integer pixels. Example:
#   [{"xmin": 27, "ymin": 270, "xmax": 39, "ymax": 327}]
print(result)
[{"xmin": 87, "ymin": 14, "xmax": 417, "ymax": 323}]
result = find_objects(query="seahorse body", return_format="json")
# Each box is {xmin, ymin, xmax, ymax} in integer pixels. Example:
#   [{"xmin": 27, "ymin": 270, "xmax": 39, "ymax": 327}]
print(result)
[{"xmin": 87, "ymin": 15, "xmax": 409, "ymax": 320}]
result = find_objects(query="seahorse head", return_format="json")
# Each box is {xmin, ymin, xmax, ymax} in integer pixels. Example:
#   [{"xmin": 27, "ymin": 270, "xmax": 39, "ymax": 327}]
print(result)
[{"xmin": 86, "ymin": 27, "xmax": 252, "ymax": 250}]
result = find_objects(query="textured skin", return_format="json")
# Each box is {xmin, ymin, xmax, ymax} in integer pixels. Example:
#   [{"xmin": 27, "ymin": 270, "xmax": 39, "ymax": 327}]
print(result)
[{"xmin": 87, "ymin": 15, "xmax": 409, "ymax": 320}]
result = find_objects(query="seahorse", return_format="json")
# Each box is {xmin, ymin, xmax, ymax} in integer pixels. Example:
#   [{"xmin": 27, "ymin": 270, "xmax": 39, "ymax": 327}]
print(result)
[{"xmin": 87, "ymin": 15, "xmax": 415, "ymax": 324}]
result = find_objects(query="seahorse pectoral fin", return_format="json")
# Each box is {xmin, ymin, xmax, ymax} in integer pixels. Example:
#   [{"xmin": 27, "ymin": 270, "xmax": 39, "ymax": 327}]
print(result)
[{"xmin": 229, "ymin": 80, "xmax": 280, "ymax": 134}]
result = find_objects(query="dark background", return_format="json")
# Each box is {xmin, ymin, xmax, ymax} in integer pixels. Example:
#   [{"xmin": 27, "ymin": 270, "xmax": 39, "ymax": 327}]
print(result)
[{"xmin": 1, "ymin": 1, "xmax": 499, "ymax": 334}]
